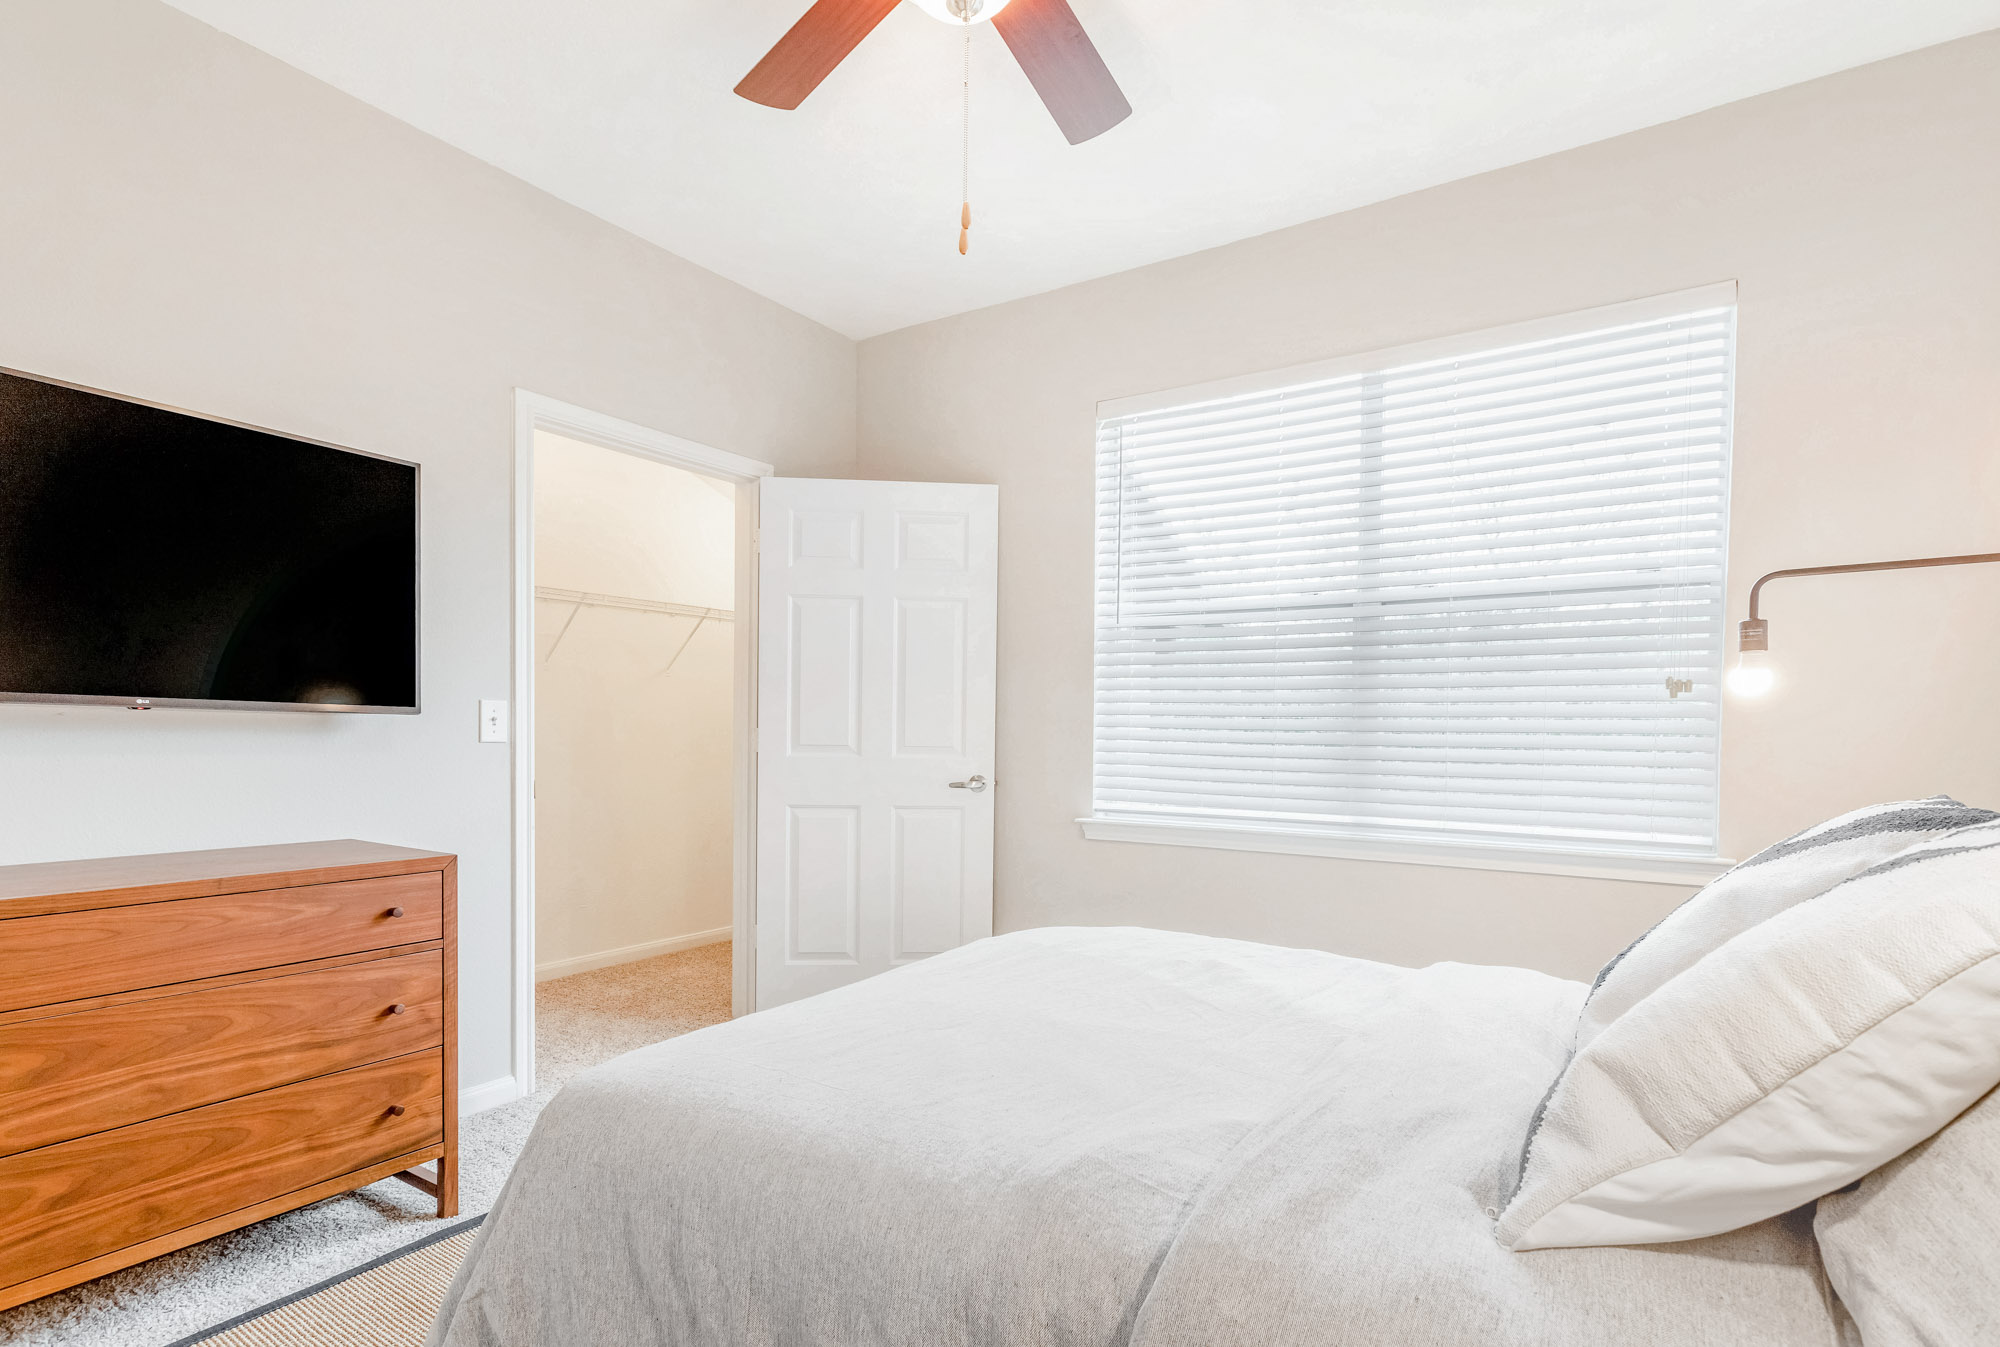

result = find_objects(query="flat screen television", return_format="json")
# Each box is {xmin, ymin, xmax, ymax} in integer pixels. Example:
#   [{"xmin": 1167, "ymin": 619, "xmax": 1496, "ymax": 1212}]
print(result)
[{"xmin": 0, "ymin": 367, "xmax": 419, "ymax": 712}]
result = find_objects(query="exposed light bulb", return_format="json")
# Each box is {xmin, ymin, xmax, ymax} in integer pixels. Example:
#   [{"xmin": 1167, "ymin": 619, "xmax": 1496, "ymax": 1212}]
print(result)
[
  {"xmin": 907, "ymin": 0, "xmax": 1017, "ymax": 25},
  {"xmin": 1727, "ymin": 649, "xmax": 1775, "ymax": 698}
]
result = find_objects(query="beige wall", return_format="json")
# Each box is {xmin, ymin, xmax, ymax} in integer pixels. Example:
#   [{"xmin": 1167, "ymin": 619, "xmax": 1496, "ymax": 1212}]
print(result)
[
  {"xmin": 533, "ymin": 433, "xmax": 735, "ymax": 977},
  {"xmin": 856, "ymin": 32, "xmax": 2000, "ymax": 981},
  {"xmin": 0, "ymin": 2, "xmax": 855, "ymax": 1095}
]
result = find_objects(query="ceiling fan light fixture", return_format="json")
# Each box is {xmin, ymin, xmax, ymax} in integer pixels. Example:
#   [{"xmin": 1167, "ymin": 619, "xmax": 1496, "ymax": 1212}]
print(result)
[
  {"xmin": 907, "ymin": 0, "xmax": 1017, "ymax": 26},
  {"xmin": 736, "ymin": 0, "xmax": 1129, "ymax": 145}
]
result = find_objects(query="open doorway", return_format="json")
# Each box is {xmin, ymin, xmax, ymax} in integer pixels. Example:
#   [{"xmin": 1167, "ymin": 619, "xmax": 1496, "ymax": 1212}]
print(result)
[
  {"xmin": 534, "ymin": 431, "xmax": 734, "ymax": 975},
  {"xmin": 511, "ymin": 393, "xmax": 770, "ymax": 1099}
]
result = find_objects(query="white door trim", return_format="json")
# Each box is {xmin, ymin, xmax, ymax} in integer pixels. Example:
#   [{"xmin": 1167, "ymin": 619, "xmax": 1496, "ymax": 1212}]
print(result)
[{"xmin": 511, "ymin": 391, "xmax": 773, "ymax": 1098}]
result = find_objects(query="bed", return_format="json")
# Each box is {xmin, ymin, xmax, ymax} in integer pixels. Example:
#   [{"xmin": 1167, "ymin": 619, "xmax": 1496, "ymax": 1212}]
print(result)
[{"xmin": 427, "ymin": 926, "xmax": 1843, "ymax": 1346}]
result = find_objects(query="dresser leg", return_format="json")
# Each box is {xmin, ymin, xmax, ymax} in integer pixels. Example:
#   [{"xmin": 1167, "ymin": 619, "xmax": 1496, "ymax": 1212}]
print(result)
[
  {"xmin": 437, "ymin": 1145, "xmax": 459, "ymax": 1219},
  {"xmin": 390, "ymin": 1154, "xmax": 455, "ymax": 1218}
]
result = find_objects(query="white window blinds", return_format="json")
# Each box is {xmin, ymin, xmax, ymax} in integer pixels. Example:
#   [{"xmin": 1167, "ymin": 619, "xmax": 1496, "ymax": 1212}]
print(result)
[{"xmin": 1092, "ymin": 298, "xmax": 1733, "ymax": 860}]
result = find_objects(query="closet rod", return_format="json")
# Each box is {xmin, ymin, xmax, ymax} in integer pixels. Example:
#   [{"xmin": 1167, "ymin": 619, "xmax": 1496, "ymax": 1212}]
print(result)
[{"xmin": 534, "ymin": 585, "xmax": 733, "ymax": 623}]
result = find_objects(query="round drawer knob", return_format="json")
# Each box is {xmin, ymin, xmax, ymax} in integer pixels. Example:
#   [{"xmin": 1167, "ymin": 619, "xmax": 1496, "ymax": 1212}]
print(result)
[
  {"xmin": 386, "ymin": 1104, "xmax": 406, "ymax": 1117},
  {"xmin": 386, "ymin": 907, "xmax": 405, "ymax": 918},
  {"xmin": 387, "ymin": 1003, "xmax": 407, "ymax": 1016}
]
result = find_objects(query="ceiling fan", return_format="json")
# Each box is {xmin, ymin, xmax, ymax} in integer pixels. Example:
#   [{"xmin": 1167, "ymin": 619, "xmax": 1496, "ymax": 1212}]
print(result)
[{"xmin": 734, "ymin": 0, "xmax": 1132, "ymax": 146}]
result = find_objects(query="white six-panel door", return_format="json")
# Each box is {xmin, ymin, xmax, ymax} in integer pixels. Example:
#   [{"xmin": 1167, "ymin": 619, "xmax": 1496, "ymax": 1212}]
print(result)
[{"xmin": 755, "ymin": 478, "xmax": 997, "ymax": 1009}]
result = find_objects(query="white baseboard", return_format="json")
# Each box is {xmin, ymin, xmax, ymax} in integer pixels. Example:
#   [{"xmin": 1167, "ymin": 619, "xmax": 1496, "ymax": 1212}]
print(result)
[
  {"xmin": 460, "ymin": 1075, "xmax": 523, "ymax": 1117},
  {"xmin": 535, "ymin": 925, "xmax": 731, "ymax": 983}
]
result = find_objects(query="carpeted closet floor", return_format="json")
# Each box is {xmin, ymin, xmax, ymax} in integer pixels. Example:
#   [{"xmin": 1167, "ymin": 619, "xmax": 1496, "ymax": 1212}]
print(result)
[{"xmin": 0, "ymin": 941, "xmax": 733, "ymax": 1347}]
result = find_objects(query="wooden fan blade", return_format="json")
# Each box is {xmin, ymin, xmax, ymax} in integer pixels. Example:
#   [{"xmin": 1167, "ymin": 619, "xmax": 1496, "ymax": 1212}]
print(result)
[
  {"xmin": 992, "ymin": 0, "xmax": 1131, "ymax": 145},
  {"xmin": 735, "ymin": 0, "xmax": 903, "ymax": 110}
]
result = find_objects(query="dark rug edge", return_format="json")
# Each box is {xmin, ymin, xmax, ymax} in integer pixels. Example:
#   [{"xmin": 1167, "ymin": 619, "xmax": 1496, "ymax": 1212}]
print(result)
[{"xmin": 164, "ymin": 1214, "xmax": 487, "ymax": 1347}]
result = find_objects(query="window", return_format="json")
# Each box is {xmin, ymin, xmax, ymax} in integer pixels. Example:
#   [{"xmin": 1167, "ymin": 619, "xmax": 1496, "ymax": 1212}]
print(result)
[{"xmin": 1088, "ymin": 289, "xmax": 1734, "ymax": 873}]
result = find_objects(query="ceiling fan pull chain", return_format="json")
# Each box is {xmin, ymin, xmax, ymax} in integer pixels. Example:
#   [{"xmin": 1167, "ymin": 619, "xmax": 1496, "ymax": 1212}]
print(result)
[{"xmin": 959, "ymin": 26, "xmax": 971, "ymax": 256}]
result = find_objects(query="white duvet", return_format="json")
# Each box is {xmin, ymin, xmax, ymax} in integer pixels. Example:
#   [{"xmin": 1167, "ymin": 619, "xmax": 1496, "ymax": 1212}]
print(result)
[{"xmin": 428, "ymin": 927, "xmax": 1840, "ymax": 1347}]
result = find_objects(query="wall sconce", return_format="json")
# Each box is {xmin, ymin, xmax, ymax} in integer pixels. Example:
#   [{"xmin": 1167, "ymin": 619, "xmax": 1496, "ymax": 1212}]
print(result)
[{"xmin": 1729, "ymin": 550, "xmax": 2000, "ymax": 697}]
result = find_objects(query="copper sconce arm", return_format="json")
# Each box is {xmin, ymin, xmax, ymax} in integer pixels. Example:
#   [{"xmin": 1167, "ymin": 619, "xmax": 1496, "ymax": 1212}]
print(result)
[{"xmin": 1739, "ymin": 551, "xmax": 2000, "ymax": 652}]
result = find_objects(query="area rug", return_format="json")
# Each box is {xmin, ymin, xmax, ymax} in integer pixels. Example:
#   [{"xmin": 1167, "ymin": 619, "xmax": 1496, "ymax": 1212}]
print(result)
[{"xmin": 166, "ymin": 1219, "xmax": 483, "ymax": 1347}]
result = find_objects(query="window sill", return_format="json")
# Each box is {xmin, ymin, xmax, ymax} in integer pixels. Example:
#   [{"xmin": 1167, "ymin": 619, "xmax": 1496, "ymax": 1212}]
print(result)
[{"xmin": 1076, "ymin": 817, "xmax": 1734, "ymax": 887}]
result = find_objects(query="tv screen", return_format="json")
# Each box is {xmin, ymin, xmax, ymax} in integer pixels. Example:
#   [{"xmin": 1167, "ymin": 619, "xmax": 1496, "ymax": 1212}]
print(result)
[{"xmin": 0, "ymin": 368, "xmax": 418, "ymax": 712}]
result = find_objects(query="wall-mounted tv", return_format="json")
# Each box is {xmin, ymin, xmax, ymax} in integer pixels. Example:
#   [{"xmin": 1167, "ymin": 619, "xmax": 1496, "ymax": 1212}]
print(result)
[{"xmin": 0, "ymin": 367, "xmax": 418, "ymax": 713}]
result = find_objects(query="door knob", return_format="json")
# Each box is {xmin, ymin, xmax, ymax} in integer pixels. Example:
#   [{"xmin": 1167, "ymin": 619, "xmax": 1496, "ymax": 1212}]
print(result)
[
  {"xmin": 948, "ymin": 775, "xmax": 989, "ymax": 793},
  {"xmin": 386, "ymin": 906, "xmax": 405, "ymax": 918},
  {"xmin": 386, "ymin": 1104, "xmax": 406, "ymax": 1117},
  {"xmin": 387, "ymin": 1003, "xmax": 407, "ymax": 1016}
]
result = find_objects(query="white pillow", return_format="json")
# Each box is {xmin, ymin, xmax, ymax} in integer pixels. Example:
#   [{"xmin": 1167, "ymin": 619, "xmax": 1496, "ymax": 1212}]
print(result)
[
  {"xmin": 1498, "ymin": 820, "xmax": 2000, "ymax": 1252},
  {"xmin": 1575, "ymin": 796, "xmax": 1994, "ymax": 1052},
  {"xmin": 1815, "ymin": 1082, "xmax": 2000, "ymax": 1347}
]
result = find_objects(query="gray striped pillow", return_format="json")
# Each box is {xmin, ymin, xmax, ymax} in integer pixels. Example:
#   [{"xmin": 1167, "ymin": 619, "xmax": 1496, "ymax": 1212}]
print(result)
[
  {"xmin": 1575, "ymin": 796, "xmax": 1996, "ymax": 1051},
  {"xmin": 1504, "ymin": 797, "xmax": 1997, "ymax": 1208},
  {"xmin": 1501, "ymin": 812, "xmax": 2000, "ymax": 1250}
]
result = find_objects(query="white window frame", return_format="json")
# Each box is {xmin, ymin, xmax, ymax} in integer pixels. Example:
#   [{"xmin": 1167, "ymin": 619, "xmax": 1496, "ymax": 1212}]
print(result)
[{"xmin": 1078, "ymin": 284, "xmax": 1740, "ymax": 887}]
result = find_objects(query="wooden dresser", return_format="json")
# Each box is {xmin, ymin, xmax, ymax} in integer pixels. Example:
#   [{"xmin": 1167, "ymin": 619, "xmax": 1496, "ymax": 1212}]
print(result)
[{"xmin": 0, "ymin": 840, "xmax": 456, "ymax": 1311}]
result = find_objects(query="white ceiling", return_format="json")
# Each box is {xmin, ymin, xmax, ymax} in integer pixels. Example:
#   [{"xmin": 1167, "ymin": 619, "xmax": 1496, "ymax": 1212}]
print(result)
[{"xmin": 162, "ymin": 1, "xmax": 2000, "ymax": 339}]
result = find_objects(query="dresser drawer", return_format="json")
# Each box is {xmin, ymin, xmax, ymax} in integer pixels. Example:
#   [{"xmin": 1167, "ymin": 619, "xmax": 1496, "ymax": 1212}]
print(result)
[
  {"xmin": 0, "ymin": 951, "xmax": 443, "ymax": 1157},
  {"xmin": 0, "ymin": 872, "xmax": 441, "ymax": 1013},
  {"xmin": 0, "ymin": 1050, "xmax": 442, "ymax": 1292}
]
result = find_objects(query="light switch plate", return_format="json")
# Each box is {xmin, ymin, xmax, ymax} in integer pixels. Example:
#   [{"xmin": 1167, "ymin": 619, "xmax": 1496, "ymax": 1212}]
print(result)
[{"xmin": 479, "ymin": 699, "xmax": 509, "ymax": 743}]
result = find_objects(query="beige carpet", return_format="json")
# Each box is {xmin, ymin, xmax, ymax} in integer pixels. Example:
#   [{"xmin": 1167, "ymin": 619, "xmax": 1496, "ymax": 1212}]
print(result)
[
  {"xmin": 535, "ymin": 939, "xmax": 733, "ymax": 1092},
  {"xmin": 0, "ymin": 941, "xmax": 731, "ymax": 1347}
]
